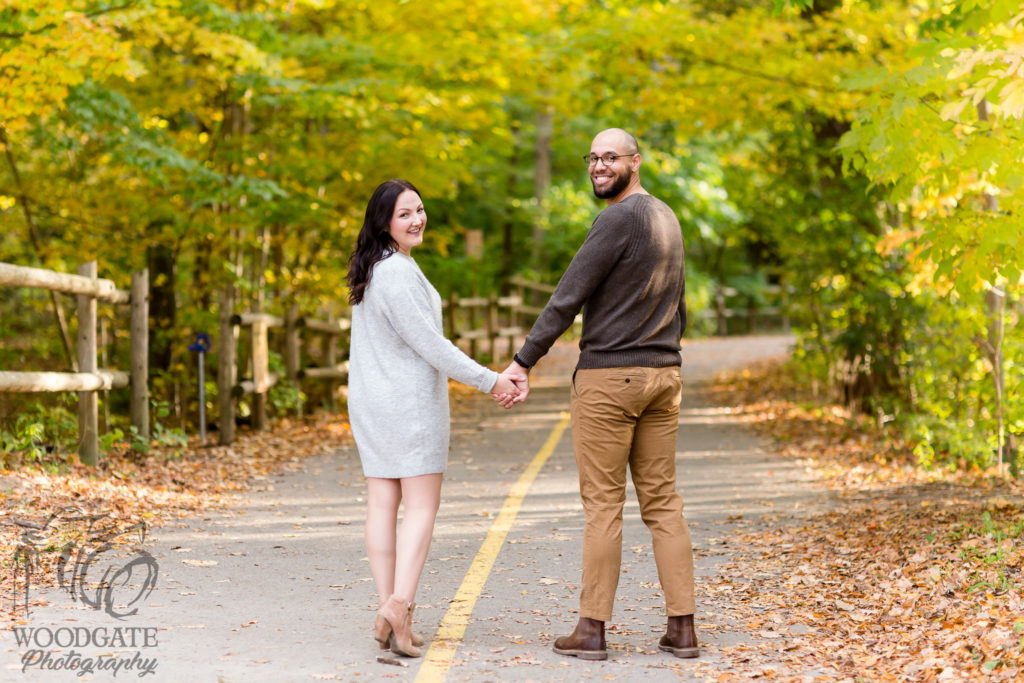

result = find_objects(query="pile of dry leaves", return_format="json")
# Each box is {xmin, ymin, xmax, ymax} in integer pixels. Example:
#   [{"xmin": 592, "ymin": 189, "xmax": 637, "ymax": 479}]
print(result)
[{"xmin": 709, "ymin": 361, "xmax": 1024, "ymax": 681}]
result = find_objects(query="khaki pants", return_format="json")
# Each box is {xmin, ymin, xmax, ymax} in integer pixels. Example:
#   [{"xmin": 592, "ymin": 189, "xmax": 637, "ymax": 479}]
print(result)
[{"xmin": 569, "ymin": 366, "xmax": 695, "ymax": 622}]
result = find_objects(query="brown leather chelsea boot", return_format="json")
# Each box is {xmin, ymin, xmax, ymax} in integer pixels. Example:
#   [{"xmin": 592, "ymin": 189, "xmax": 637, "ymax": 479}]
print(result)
[
  {"xmin": 552, "ymin": 616, "xmax": 607, "ymax": 661},
  {"xmin": 659, "ymin": 614, "xmax": 699, "ymax": 658}
]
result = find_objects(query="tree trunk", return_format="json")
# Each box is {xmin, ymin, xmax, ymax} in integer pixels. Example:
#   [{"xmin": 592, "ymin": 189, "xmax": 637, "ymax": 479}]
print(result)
[
  {"xmin": 193, "ymin": 232, "xmax": 214, "ymax": 311},
  {"xmin": 147, "ymin": 243, "xmax": 177, "ymax": 373},
  {"xmin": 984, "ymin": 286, "xmax": 1006, "ymax": 473},
  {"xmin": 977, "ymin": 100, "xmax": 1009, "ymax": 475},
  {"xmin": 501, "ymin": 123, "xmax": 520, "ymax": 280},
  {"xmin": 532, "ymin": 108, "xmax": 553, "ymax": 261}
]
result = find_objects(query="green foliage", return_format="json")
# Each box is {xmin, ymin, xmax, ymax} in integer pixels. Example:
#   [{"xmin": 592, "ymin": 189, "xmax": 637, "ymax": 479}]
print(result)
[
  {"xmin": 129, "ymin": 425, "xmax": 151, "ymax": 454},
  {"xmin": 0, "ymin": 417, "xmax": 46, "ymax": 462},
  {"xmin": 151, "ymin": 400, "xmax": 187, "ymax": 451},
  {"xmin": 267, "ymin": 351, "xmax": 304, "ymax": 416},
  {"xmin": 100, "ymin": 427, "xmax": 125, "ymax": 454},
  {"xmin": 2, "ymin": 0, "xmax": 1021, "ymax": 479},
  {"xmin": 837, "ymin": 1, "xmax": 1024, "ymax": 294},
  {"xmin": 268, "ymin": 379, "xmax": 303, "ymax": 416},
  {"xmin": 0, "ymin": 400, "xmax": 76, "ymax": 467},
  {"xmin": 955, "ymin": 511, "xmax": 1024, "ymax": 594},
  {"xmin": 681, "ymin": 268, "xmax": 718, "ymax": 338},
  {"xmin": 902, "ymin": 289, "xmax": 990, "ymax": 468},
  {"xmin": 533, "ymin": 181, "xmax": 598, "ymax": 282},
  {"xmin": 772, "ymin": 0, "xmax": 814, "ymax": 12}
]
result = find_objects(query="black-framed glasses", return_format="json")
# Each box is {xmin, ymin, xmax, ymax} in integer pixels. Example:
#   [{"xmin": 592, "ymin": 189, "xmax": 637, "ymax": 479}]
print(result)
[{"xmin": 584, "ymin": 152, "xmax": 635, "ymax": 167}]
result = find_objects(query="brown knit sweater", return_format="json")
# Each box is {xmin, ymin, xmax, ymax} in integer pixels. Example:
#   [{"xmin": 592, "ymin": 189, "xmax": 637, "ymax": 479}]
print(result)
[{"xmin": 516, "ymin": 193, "xmax": 687, "ymax": 370}]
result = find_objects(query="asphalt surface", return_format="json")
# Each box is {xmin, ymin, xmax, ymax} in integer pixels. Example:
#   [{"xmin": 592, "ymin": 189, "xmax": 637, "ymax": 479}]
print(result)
[{"xmin": 3, "ymin": 334, "xmax": 830, "ymax": 682}]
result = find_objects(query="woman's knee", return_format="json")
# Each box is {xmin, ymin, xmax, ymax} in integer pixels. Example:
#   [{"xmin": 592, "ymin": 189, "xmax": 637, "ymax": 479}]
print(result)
[{"xmin": 400, "ymin": 474, "xmax": 442, "ymax": 511}]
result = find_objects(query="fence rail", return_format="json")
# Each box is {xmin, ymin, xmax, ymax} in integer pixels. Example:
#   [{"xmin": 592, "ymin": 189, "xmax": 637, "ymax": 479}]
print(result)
[
  {"xmin": 694, "ymin": 284, "xmax": 791, "ymax": 335},
  {"xmin": 0, "ymin": 263, "xmax": 130, "ymax": 304},
  {"xmin": 0, "ymin": 261, "xmax": 149, "ymax": 465},
  {"xmin": 508, "ymin": 276, "xmax": 583, "ymax": 336},
  {"xmin": 444, "ymin": 292, "xmax": 524, "ymax": 361},
  {"xmin": 0, "ymin": 370, "xmax": 130, "ymax": 392}
]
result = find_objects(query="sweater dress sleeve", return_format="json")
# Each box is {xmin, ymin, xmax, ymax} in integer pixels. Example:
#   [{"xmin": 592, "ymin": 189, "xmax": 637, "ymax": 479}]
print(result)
[{"xmin": 372, "ymin": 257, "xmax": 499, "ymax": 393}]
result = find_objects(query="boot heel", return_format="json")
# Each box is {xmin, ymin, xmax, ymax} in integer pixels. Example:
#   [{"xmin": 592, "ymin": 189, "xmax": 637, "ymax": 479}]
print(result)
[
  {"xmin": 380, "ymin": 596, "xmax": 422, "ymax": 658},
  {"xmin": 373, "ymin": 614, "xmax": 392, "ymax": 649}
]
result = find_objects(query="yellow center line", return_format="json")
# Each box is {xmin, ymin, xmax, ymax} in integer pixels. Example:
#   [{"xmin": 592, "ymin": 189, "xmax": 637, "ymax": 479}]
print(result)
[{"xmin": 414, "ymin": 411, "xmax": 571, "ymax": 683}]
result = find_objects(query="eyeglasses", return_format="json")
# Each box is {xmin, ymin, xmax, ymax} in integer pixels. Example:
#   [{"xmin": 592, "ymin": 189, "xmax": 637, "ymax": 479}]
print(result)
[{"xmin": 583, "ymin": 152, "xmax": 635, "ymax": 167}]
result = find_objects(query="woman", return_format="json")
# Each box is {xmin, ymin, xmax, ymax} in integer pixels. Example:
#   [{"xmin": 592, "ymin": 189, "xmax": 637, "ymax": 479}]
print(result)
[{"xmin": 346, "ymin": 179, "xmax": 521, "ymax": 657}]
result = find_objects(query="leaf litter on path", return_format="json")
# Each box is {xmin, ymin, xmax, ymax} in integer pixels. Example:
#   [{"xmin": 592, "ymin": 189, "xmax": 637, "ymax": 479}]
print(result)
[
  {"xmin": 0, "ymin": 412, "xmax": 353, "ymax": 625},
  {"xmin": 700, "ymin": 359, "xmax": 1024, "ymax": 681}
]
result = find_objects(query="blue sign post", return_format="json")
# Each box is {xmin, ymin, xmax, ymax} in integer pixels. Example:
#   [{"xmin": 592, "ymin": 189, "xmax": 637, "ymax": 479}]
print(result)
[{"xmin": 188, "ymin": 333, "xmax": 211, "ymax": 444}]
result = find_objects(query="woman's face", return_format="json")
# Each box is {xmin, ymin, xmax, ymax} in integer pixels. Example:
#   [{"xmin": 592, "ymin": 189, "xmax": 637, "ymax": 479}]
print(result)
[{"xmin": 387, "ymin": 189, "xmax": 426, "ymax": 256}]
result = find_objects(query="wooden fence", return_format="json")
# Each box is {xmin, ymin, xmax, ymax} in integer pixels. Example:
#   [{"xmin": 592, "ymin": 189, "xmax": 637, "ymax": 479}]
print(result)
[
  {"xmin": 695, "ymin": 284, "xmax": 791, "ymax": 336},
  {"xmin": 0, "ymin": 262, "xmax": 149, "ymax": 465},
  {"xmin": 217, "ymin": 289, "xmax": 533, "ymax": 445},
  {"xmin": 444, "ymin": 292, "xmax": 523, "ymax": 361},
  {"xmin": 217, "ymin": 278, "xmax": 791, "ymax": 444},
  {"xmin": 1, "ymin": 265, "xmax": 791, "ymax": 454},
  {"xmin": 218, "ymin": 301, "xmax": 351, "ymax": 445}
]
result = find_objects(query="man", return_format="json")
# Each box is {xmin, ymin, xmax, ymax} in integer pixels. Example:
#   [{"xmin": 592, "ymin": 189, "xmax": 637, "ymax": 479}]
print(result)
[{"xmin": 498, "ymin": 128, "xmax": 698, "ymax": 660}]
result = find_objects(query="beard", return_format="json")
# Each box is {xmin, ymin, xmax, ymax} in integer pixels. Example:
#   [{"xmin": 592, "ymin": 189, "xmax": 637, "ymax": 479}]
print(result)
[{"xmin": 591, "ymin": 167, "xmax": 632, "ymax": 199}]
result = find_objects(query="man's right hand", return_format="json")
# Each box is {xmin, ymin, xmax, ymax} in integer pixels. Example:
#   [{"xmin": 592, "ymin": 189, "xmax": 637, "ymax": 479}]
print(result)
[{"xmin": 494, "ymin": 360, "xmax": 530, "ymax": 408}]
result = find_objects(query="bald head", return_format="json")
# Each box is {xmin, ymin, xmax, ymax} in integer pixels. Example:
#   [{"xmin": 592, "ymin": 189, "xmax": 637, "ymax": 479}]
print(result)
[
  {"xmin": 592, "ymin": 128, "xmax": 639, "ymax": 155},
  {"xmin": 588, "ymin": 128, "xmax": 646, "ymax": 204}
]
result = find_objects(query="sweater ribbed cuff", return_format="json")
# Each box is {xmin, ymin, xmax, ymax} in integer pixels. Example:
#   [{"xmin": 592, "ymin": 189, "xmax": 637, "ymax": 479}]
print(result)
[
  {"xmin": 515, "ymin": 340, "xmax": 547, "ymax": 369},
  {"xmin": 480, "ymin": 370, "xmax": 500, "ymax": 393}
]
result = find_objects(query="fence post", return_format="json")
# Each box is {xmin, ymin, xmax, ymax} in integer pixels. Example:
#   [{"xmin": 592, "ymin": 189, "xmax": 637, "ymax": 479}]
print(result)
[
  {"xmin": 467, "ymin": 294, "xmax": 478, "ymax": 358},
  {"xmin": 130, "ymin": 269, "xmax": 149, "ymax": 443},
  {"xmin": 513, "ymin": 278, "xmax": 525, "ymax": 330},
  {"xmin": 251, "ymin": 317, "xmax": 268, "ymax": 430},
  {"xmin": 446, "ymin": 292, "xmax": 458, "ymax": 340},
  {"xmin": 506, "ymin": 297, "xmax": 521, "ymax": 358},
  {"xmin": 325, "ymin": 313, "xmax": 338, "ymax": 411},
  {"xmin": 218, "ymin": 285, "xmax": 236, "ymax": 445},
  {"xmin": 77, "ymin": 262, "xmax": 99, "ymax": 466},
  {"xmin": 487, "ymin": 293, "xmax": 498, "ymax": 361},
  {"xmin": 715, "ymin": 288, "xmax": 727, "ymax": 336},
  {"xmin": 286, "ymin": 305, "xmax": 301, "ymax": 417},
  {"xmin": 286, "ymin": 305, "xmax": 300, "ymax": 382}
]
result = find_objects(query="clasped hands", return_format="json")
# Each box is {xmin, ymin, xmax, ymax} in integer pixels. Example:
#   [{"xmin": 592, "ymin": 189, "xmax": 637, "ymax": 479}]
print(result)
[{"xmin": 490, "ymin": 360, "xmax": 530, "ymax": 409}]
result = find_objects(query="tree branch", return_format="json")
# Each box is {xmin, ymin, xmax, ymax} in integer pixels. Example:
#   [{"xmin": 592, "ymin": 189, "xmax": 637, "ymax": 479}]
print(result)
[
  {"xmin": 0, "ymin": 4, "xmax": 136, "ymax": 39},
  {"xmin": 677, "ymin": 48, "xmax": 846, "ymax": 94}
]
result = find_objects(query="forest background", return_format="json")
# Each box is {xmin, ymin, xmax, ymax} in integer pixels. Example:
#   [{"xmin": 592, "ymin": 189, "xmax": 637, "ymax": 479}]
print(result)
[{"xmin": 1, "ymin": 0, "xmax": 1022, "ymax": 477}]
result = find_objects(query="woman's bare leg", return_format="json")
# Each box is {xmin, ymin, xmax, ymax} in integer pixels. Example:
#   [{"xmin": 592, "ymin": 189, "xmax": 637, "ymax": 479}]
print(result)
[
  {"xmin": 365, "ymin": 477, "xmax": 402, "ymax": 602},
  {"xmin": 393, "ymin": 473, "xmax": 443, "ymax": 601}
]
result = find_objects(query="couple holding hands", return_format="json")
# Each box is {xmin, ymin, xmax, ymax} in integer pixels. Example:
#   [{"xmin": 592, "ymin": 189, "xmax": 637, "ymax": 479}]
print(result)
[{"xmin": 346, "ymin": 128, "xmax": 699, "ymax": 662}]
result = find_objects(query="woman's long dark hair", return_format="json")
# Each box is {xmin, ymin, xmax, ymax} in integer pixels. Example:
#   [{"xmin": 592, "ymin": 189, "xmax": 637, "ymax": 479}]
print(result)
[{"xmin": 347, "ymin": 179, "xmax": 421, "ymax": 304}]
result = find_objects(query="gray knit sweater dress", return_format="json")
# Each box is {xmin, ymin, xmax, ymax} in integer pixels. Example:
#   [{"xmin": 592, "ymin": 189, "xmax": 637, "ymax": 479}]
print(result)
[{"xmin": 348, "ymin": 252, "xmax": 499, "ymax": 478}]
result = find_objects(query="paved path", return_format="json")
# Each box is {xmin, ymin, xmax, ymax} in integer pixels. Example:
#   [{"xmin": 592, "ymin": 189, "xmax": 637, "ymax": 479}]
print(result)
[{"xmin": 4, "ymin": 335, "xmax": 831, "ymax": 682}]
